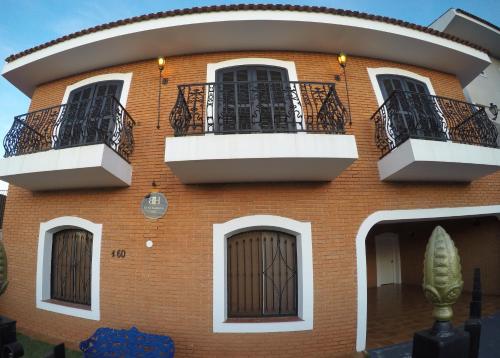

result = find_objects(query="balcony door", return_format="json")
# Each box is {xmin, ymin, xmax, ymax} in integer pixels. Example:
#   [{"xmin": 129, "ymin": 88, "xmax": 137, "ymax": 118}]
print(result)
[
  {"xmin": 57, "ymin": 81, "xmax": 123, "ymax": 148},
  {"xmin": 215, "ymin": 66, "xmax": 295, "ymax": 133},
  {"xmin": 377, "ymin": 75, "xmax": 445, "ymax": 145}
]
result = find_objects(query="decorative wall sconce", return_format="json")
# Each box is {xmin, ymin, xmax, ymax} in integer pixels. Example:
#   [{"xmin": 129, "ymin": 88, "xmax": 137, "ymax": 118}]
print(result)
[
  {"xmin": 337, "ymin": 51, "xmax": 352, "ymax": 126},
  {"xmin": 337, "ymin": 52, "xmax": 347, "ymax": 68},
  {"xmin": 157, "ymin": 57, "xmax": 168, "ymax": 130}
]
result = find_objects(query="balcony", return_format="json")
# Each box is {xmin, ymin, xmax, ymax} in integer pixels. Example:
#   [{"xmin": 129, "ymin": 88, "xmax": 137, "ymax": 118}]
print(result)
[
  {"xmin": 165, "ymin": 81, "xmax": 358, "ymax": 183},
  {"xmin": 372, "ymin": 90, "xmax": 500, "ymax": 182},
  {"xmin": 0, "ymin": 96, "xmax": 135, "ymax": 191}
]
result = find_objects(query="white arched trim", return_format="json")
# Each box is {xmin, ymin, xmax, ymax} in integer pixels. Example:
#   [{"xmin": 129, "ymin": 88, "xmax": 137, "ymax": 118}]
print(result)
[
  {"xmin": 366, "ymin": 67, "xmax": 448, "ymax": 146},
  {"xmin": 355, "ymin": 205, "xmax": 500, "ymax": 351},
  {"xmin": 206, "ymin": 58, "xmax": 303, "ymax": 132},
  {"xmin": 60, "ymin": 72, "xmax": 133, "ymax": 106},
  {"xmin": 366, "ymin": 67, "xmax": 437, "ymax": 107},
  {"xmin": 207, "ymin": 58, "xmax": 299, "ymax": 83},
  {"xmin": 36, "ymin": 216, "xmax": 102, "ymax": 320},
  {"xmin": 213, "ymin": 215, "xmax": 313, "ymax": 333}
]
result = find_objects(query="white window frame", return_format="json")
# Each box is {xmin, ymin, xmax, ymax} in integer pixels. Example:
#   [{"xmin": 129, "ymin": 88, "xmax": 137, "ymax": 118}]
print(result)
[
  {"xmin": 367, "ymin": 67, "xmax": 437, "ymax": 107},
  {"xmin": 53, "ymin": 73, "xmax": 133, "ymax": 149},
  {"xmin": 60, "ymin": 72, "xmax": 133, "ymax": 107},
  {"xmin": 366, "ymin": 67, "xmax": 449, "ymax": 145},
  {"xmin": 36, "ymin": 216, "xmax": 102, "ymax": 320},
  {"xmin": 213, "ymin": 215, "xmax": 313, "ymax": 333},
  {"xmin": 206, "ymin": 58, "xmax": 304, "ymax": 133}
]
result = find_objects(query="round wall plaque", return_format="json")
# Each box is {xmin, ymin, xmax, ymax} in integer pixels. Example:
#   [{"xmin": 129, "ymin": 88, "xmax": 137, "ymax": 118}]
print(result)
[{"xmin": 141, "ymin": 192, "xmax": 168, "ymax": 219}]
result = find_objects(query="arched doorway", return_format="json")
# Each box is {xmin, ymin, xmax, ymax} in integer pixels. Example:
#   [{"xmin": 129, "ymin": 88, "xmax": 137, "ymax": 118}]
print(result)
[{"xmin": 355, "ymin": 205, "xmax": 500, "ymax": 351}]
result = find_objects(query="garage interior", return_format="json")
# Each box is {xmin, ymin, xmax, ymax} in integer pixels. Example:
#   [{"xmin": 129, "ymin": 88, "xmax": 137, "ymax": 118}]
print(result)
[{"xmin": 365, "ymin": 216, "xmax": 500, "ymax": 349}]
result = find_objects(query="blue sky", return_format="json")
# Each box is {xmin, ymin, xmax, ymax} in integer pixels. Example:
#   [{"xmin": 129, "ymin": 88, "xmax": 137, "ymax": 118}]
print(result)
[{"xmin": 0, "ymin": 0, "xmax": 498, "ymax": 190}]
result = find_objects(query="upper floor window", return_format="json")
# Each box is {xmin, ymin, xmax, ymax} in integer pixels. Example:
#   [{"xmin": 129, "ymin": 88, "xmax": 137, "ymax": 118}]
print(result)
[
  {"xmin": 215, "ymin": 65, "xmax": 296, "ymax": 133},
  {"xmin": 2, "ymin": 73, "xmax": 135, "ymax": 161},
  {"xmin": 376, "ymin": 74, "xmax": 445, "ymax": 144},
  {"xmin": 57, "ymin": 80, "xmax": 124, "ymax": 149},
  {"xmin": 51, "ymin": 229, "xmax": 93, "ymax": 306},
  {"xmin": 170, "ymin": 58, "xmax": 347, "ymax": 137},
  {"xmin": 227, "ymin": 230, "xmax": 298, "ymax": 318}
]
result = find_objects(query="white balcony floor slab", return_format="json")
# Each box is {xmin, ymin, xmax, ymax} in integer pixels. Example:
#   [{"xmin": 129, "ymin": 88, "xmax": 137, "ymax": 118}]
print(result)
[
  {"xmin": 165, "ymin": 133, "xmax": 358, "ymax": 184},
  {"xmin": 0, "ymin": 144, "xmax": 132, "ymax": 191},
  {"xmin": 378, "ymin": 139, "xmax": 500, "ymax": 182}
]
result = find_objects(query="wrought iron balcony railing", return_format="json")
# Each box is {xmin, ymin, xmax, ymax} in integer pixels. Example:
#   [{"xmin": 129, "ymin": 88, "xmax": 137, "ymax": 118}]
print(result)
[
  {"xmin": 169, "ymin": 81, "xmax": 349, "ymax": 136},
  {"xmin": 371, "ymin": 90, "xmax": 499, "ymax": 157},
  {"xmin": 3, "ymin": 95, "xmax": 135, "ymax": 162}
]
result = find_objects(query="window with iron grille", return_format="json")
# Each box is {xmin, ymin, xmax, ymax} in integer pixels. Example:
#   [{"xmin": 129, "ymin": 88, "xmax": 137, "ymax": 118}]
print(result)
[
  {"xmin": 215, "ymin": 65, "xmax": 296, "ymax": 133},
  {"xmin": 57, "ymin": 80, "xmax": 123, "ymax": 149},
  {"xmin": 227, "ymin": 230, "xmax": 298, "ymax": 318},
  {"xmin": 51, "ymin": 229, "xmax": 93, "ymax": 306}
]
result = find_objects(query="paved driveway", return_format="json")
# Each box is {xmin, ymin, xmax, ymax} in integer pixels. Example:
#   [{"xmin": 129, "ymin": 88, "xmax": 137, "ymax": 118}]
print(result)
[{"xmin": 368, "ymin": 312, "xmax": 500, "ymax": 358}]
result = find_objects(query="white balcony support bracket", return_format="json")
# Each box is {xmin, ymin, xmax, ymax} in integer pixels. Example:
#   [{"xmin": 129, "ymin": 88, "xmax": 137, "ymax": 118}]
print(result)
[
  {"xmin": 0, "ymin": 144, "xmax": 132, "ymax": 191},
  {"xmin": 165, "ymin": 133, "xmax": 358, "ymax": 183},
  {"xmin": 378, "ymin": 139, "xmax": 500, "ymax": 182}
]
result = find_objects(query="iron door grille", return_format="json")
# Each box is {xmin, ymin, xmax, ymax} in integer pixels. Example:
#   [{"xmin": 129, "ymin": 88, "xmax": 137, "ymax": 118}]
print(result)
[
  {"xmin": 227, "ymin": 230, "xmax": 298, "ymax": 318},
  {"xmin": 51, "ymin": 229, "xmax": 93, "ymax": 306}
]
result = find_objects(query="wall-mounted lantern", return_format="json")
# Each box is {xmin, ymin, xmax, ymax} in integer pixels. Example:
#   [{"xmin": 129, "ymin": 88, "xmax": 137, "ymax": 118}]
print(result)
[
  {"xmin": 337, "ymin": 51, "xmax": 352, "ymax": 126},
  {"xmin": 157, "ymin": 57, "xmax": 168, "ymax": 130},
  {"xmin": 337, "ymin": 51, "xmax": 347, "ymax": 68}
]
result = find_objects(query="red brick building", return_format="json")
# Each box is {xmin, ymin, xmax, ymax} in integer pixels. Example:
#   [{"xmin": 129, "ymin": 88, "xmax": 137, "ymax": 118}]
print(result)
[{"xmin": 0, "ymin": 5, "xmax": 499, "ymax": 356}]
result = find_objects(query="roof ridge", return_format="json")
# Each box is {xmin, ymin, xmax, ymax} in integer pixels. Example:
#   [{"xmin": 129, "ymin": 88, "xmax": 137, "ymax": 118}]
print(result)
[{"xmin": 4, "ymin": 3, "xmax": 489, "ymax": 63}]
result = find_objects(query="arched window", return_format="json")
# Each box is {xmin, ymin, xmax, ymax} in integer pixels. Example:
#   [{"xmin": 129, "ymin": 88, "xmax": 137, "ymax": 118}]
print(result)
[
  {"xmin": 227, "ymin": 230, "xmax": 297, "ymax": 318},
  {"xmin": 51, "ymin": 229, "xmax": 93, "ymax": 306},
  {"xmin": 213, "ymin": 215, "xmax": 313, "ymax": 333},
  {"xmin": 37, "ymin": 216, "xmax": 102, "ymax": 320},
  {"xmin": 57, "ymin": 80, "xmax": 123, "ymax": 148},
  {"xmin": 376, "ymin": 74, "xmax": 445, "ymax": 143},
  {"xmin": 215, "ymin": 65, "xmax": 295, "ymax": 133}
]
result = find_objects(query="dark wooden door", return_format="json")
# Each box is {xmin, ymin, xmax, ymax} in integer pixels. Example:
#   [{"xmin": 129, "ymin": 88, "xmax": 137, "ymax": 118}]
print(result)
[
  {"xmin": 215, "ymin": 66, "xmax": 294, "ymax": 133},
  {"xmin": 57, "ymin": 81, "xmax": 123, "ymax": 148},
  {"xmin": 51, "ymin": 229, "xmax": 93, "ymax": 306},
  {"xmin": 377, "ymin": 75, "xmax": 445, "ymax": 144}
]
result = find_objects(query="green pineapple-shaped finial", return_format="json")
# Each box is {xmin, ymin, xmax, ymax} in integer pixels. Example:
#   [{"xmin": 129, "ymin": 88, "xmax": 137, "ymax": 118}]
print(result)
[
  {"xmin": 0, "ymin": 241, "xmax": 8, "ymax": 295},
  {"xmin": 422, "ymin": 226, "xmax": 463, "ymax": 321}
]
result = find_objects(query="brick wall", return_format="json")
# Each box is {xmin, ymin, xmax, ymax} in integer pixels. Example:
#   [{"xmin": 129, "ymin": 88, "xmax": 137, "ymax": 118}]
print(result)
[{"xmin": 1, "ymin": 51, "xmax": 499, "ymax": 357}]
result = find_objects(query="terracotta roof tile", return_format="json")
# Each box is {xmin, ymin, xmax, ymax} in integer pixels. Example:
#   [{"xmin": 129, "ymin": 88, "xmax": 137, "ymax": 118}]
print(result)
[{"xmin": 4, "ymin": 4, "xmax": 488, "ymax": 63}]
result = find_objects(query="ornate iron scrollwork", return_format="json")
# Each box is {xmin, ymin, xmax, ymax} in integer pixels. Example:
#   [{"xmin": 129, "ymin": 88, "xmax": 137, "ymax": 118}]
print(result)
[
  {"xmin": 371, "ymin": 90, "xmax": 499, "ymax": 157},
  {"xmin": 3, "ymin": 96, "xmax": 135, "ymax": 162},
  {"xmin": 169, "ymin": 81, "xmax": 349, "ymax": 136}
]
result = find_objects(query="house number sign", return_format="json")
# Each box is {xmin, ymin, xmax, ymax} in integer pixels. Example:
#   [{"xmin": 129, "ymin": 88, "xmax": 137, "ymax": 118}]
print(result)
[{"xmin": 141, "ymin": 192, "xmax": 168, "ymax": 219}]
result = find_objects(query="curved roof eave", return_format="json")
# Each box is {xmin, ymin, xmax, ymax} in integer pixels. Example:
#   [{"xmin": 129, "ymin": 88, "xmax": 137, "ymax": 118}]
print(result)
[
  {"xmin": 430, "ymin": 8, "xmax": 500, "ymax": 58},
  {"xmin": 1, "ymin": 7, "xmax": 491, "ymax": 97}
]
